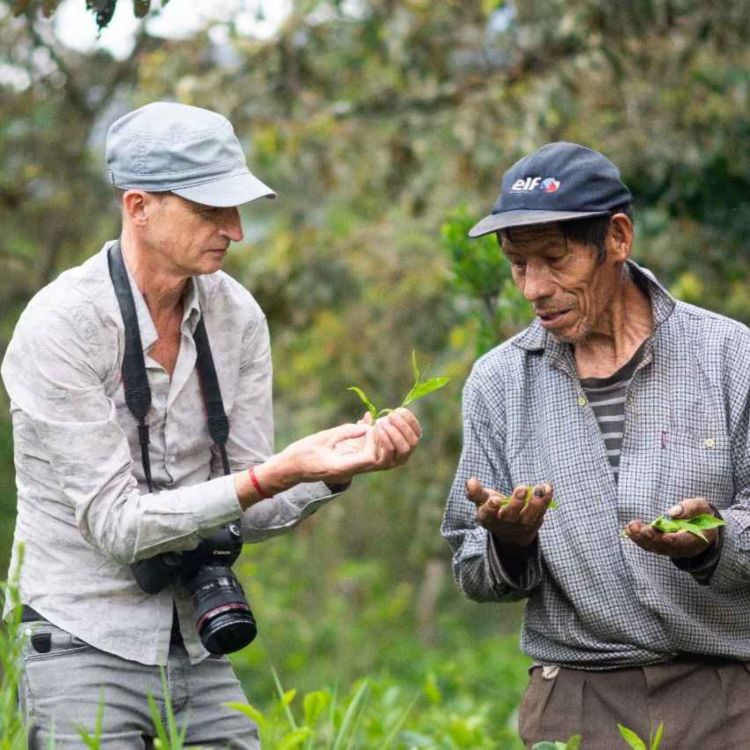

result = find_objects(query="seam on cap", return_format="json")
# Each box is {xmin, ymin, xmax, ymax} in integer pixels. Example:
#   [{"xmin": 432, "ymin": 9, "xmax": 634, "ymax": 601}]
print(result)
[{"xmin": 112, "ymin": 158, "xmax": 246, "ymax": 180}]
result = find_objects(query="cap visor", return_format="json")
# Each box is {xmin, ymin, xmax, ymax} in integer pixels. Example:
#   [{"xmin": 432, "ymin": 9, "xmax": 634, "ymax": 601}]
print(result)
[
  {"xmin": 468, "ymin": 209, "xmax": 610, "ymax": 238},
  {"xmin": 171, "ymin": 170, "xmax": 276, "ymax": 208}
]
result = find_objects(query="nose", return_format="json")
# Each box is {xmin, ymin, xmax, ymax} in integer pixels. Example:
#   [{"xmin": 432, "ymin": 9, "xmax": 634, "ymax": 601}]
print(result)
[
  {"xmin": 219, "ymin": 207, "xmax": 244, "ymax": 243},
  {"xmin": 520, "ymin": 258, "xmax": 555, "ymax": 302}
]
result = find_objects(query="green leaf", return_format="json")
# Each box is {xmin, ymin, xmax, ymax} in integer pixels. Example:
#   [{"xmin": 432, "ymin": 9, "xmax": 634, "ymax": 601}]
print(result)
[
  {"xmin": 302, "ymin": 690, "xmax": 330, "ymax": 727},
  {"xmin": 684, "ymin": 514, "xmax": 726, "ymax": 530},
  {"xmin": 278, "ymin": 727, "xmax": 312, "ymax": 750},
  {"xmin": 565, "ymin": 736, "xmax": 583, "ymax": 750},
  {"xmin": 347, "ymin": 387, "xmax": 379, "ymax": 419},
  {"xmin": 401, "ymin": 377, "xmax": 450, "ymax": 407},
  {"xmin": 650, "ymin": 722, "xmax": 664, "ymax": 750},
  {"xmin": 650, "ymin": 514, "xmax": 725, "ymax": 542},
  {"xmin": 281, "ymin": 688, "xmax": 298, "ymax": 707},
  {"xmin": 331, "ymin": 680, "xmax": 369, "ymax": 750},
  {"xmin": 617, "ymin": 723, "xmax": 648, "ymax": 750},
  {"xmin": 225, "ymin": 701, "xmax": 268, "ymax": 730},
  {"xmin": 411, "ymin": 349, "xmax": 420, "ymax": 383}
]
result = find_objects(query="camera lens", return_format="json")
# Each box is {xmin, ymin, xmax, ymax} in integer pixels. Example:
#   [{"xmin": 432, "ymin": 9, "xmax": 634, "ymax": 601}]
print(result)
[{"xmin": 185, "ymin": 565, "xmax": 257, "ymax": 655}]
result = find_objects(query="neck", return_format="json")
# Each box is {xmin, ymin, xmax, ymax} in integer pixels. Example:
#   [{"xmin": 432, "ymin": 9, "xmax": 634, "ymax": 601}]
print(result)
[
  {"xmin": 574, "ymin": 266, "xmax": 653, "ymax": 376},
  {"xmin": 120, "ymin": 229, "xmax": 188, "ymax": 319}
]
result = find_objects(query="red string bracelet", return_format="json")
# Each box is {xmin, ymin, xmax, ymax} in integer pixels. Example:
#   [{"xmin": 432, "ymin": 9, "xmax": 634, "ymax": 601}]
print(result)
[{"xmin": 248, "ymin": 466, "xmax": 272, "ymax": 499}]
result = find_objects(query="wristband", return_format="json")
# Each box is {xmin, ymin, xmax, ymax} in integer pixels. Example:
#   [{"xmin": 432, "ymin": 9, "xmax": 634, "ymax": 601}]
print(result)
[{"xmin": 248, "ymin": 466, "xmax": 272, "ymax": 499}]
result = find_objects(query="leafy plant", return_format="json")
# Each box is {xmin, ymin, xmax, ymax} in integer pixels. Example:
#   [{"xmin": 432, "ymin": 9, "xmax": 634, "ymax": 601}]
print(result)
[
  {"xmin": 227, "ymin": 668, "xmax": 417, "ymax": 749},
  {"xmin": 649, "ymin": 513, "xmax": 725, "ymax": 542},
  {"xmin": 617, "ymin": 722, "xmax": 664, "ymax": 750},
  {"xmin": 0, "ymin": 545, "xmax": 26, "ymax": 750},
  {"xmin": 532, "ymin": 736, "xmax": 581, "ymax": 750},
  {"xmin": 147, "ymin": 668, "xmax": 189, "ymax": 750},
  {"xmin": 498, "ymin": 485, "xmax": 559, "ymax": 511},
  {"xmin": 348, "ymin": 351, "xmax": 449, "ymax": 420}
]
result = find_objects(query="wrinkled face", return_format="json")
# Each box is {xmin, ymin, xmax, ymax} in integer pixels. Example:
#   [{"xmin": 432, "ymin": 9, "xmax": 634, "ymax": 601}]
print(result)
[
  {"xmin": 141, "ymin": 194, "xmax": 244, "ymax": 276},
  {"xmin": 500, "ymin": 222, "xmax": 621, "ymax": 344}
]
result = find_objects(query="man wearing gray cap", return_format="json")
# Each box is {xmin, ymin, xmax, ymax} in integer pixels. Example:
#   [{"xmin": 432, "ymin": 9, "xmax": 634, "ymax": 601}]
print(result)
[
  {"xmin": 442, "ymin": 142, "xmax": 750, "ymax": 747},
  {"xmin": 2, "ymin": 102, "xmax": 421, "ymax": 748}
]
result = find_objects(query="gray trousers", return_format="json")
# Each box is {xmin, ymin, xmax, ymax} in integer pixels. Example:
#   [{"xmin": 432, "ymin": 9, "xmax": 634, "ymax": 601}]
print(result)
[
  {"xmin": 519, "ymin": 660, "xmax": 750, "ymax": 749},
  {"xmin": 19, "ymin": 620, "xmax": 259, "ymax": 749}
]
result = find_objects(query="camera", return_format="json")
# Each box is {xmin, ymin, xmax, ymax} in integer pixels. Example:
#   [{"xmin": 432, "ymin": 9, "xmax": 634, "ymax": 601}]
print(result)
[{"xmin": 132, "ymin": 523, "xmax": 257, "ymax": 655}]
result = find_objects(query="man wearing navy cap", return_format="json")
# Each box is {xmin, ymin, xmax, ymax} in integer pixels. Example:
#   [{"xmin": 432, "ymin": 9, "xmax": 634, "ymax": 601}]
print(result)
[
  {"xmin": 2, "ymin": 102, "xmax": 422, "ymax": 748},
  {"xmin": 442, "ymin": 142, "xmax": 750, "ymax": 747}
]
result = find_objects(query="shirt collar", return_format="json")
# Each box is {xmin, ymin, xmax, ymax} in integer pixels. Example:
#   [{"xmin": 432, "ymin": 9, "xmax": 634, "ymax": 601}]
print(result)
[
  {"xmin": 511, "ymin": 259, "xmax": 676, "ymax": 355},
  {"xmin": 118, "ymin": 246, "xmax": 203, "ymax": 351}
]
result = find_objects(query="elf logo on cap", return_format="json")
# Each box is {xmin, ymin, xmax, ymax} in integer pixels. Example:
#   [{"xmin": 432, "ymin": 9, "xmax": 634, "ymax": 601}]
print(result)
[{"xmin": 510, "ymin": 176, "xmax": 561, "ymax": 192}]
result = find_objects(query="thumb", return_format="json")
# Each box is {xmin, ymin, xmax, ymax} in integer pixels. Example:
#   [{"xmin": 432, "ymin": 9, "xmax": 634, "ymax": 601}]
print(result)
[{"xmin": 359, "ymin": 411, "xmax": 374, "ymax": 426}]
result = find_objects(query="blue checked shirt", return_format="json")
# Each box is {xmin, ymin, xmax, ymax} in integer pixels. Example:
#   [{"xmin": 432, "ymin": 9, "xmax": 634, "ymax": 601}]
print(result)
[{"xmin": 442, "ymin": 261, "xmax": 750, "ymax": 668}]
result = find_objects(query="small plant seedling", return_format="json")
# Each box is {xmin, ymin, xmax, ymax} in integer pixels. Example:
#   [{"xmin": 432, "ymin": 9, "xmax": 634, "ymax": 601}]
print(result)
[
  {"xmin": 348, "ymin": 350, "xmax": 449, "ymax": 419},
  {"xmin": 649, "ymin": 513, "xmax": 725, "ymax": 542},
  {"xmin": 617, "ymin": 721, "xmax": 664, "ymax": 750},
  {"xmin": 497, "ymin": 485, "xmax": 559, "ymax": 510}
]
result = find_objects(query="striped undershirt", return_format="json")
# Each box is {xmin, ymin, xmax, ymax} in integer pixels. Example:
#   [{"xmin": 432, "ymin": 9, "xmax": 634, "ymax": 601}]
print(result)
[{"xmin": 579, "ymin": 342, "xmax": 646, "ymax": 481}]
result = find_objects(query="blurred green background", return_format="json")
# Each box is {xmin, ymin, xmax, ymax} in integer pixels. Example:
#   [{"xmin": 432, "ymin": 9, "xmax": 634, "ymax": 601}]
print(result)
[{"xmin": 2, "ymin": 1, "xmax": 750, "ymax": 746}]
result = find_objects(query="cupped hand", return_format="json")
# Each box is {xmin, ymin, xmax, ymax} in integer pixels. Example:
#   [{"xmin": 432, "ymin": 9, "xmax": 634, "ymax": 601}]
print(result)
[
  {"xmin": 466, "ymin": 478, "xmax": 554, "ymax": 548},
  {"xmin": 625, "ymin": 496, "xmax": 719, "ymax": 558},
  {"xmin": 280, "ymin": 422, "xmax": 382, "ymax": 485}
]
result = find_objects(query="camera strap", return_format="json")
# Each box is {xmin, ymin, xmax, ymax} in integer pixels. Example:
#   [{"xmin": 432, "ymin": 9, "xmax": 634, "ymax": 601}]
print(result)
[{"xmin": 107, "ymin": 241, "xmax": 231, "ymax": 492}]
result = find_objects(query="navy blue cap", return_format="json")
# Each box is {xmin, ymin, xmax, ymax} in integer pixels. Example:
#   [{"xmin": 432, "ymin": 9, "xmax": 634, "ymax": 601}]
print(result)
[{"xmin": 469, "ymin": 142, "xmax": 632, "ymax": 238}]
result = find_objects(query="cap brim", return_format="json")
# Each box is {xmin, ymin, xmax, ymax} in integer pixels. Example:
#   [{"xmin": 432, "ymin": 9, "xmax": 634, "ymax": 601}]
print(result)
[
  {"xmin": 171, "ymin": 170, "xmax": 276, "ymax": 208},
  {"xmin": 468, "ymin": 209, "xmax": 611, "ymax": 238}
]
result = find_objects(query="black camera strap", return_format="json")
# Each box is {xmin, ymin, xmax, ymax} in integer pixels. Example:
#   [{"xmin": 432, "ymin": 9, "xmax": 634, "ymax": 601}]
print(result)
[{"xmin": 107, "ymin": 241, "xmax": 231, "ymax": 491}]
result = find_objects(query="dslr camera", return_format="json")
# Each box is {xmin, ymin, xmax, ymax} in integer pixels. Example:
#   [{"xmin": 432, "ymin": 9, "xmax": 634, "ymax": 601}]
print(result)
[{"xmin": 132, "ymin": 523, "xmax": 257, "ymax": 655}]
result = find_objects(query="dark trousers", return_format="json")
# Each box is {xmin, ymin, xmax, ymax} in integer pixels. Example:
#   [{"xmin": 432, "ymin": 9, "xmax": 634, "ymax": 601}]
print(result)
[{"xmin": 519, "ymin": 660, "xmax": 750, "ymax": 749}]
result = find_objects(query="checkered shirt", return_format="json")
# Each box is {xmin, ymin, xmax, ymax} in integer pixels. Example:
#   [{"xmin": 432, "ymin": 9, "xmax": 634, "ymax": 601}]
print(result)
[{"xmin": 441, "ymin": 261, "xmax": 750, "ymax": 668}]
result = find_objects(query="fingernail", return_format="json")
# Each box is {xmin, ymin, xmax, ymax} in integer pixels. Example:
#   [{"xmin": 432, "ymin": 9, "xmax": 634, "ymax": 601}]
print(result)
[{"xmin": 667, "ymin": 504, "xmax": 682, "ymax": 517}]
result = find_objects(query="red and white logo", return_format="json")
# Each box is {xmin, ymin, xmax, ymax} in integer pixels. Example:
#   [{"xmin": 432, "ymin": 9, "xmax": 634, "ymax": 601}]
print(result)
[{"xmin": 510, "ymin": 176, "xmax": 561, "ymax": 192}]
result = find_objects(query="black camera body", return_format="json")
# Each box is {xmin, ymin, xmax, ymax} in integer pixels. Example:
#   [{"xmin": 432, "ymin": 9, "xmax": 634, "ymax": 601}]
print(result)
[{"xmin": 132, "ymin": 523, "xmax": 257, "ymax": 655}]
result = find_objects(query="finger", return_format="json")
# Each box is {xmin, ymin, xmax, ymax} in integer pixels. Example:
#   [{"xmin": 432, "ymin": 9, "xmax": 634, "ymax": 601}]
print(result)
[
  {"xmin": 498, "ymin": 486, "xmax": 527, "ymax": 524},
  {"xmin": 519, "ymin": 483, "xmax": 551, "ymax": 527},
  {"xmin": 465, "ymin": 477, "xmax": 490, "ymax": 507},
  {"xmin": 359, "ymin": 411, "xmax": 374, "ymax": 426},
  {"xmin": 667, "ymin": 496, "xmax": 713, "ymax": 519},
  {"xmin": 392, "ymin": 407, "xmax": 422, "ymax": 439},
  {"xmin": 383, "ymin": 410, "xmax": 421, "ymax": 447},
  {"xmin": 377, "ymin": 417, "xmax": 411, "ymax": 456}
]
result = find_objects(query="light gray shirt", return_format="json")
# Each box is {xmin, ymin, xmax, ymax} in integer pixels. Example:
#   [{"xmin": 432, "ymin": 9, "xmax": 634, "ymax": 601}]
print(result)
[{"xmin": 1, "ymin": 242, "xmax": 340, "ymax": 666}]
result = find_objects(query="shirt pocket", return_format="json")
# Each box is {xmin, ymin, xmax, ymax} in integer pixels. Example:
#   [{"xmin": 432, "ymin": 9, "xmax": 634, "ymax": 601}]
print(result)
[{"xmin": 661, "ymin": 427, "xmax": 732, "ymax": 502}]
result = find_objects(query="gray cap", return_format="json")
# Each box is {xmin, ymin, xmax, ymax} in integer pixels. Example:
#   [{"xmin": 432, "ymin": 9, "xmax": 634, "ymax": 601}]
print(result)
[{"xmin": 106, "ymin": 102, "xmax": 276, "ymax": 207}]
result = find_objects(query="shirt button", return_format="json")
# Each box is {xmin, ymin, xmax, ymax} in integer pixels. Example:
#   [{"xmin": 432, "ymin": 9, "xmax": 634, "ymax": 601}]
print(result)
[
  {"xmin": 578, "ymin": 396, "xmax": 587, "ymax": 407},
  {"xmin": 704, "ymin": 438, "xmax": 716, "ymax": 448}
]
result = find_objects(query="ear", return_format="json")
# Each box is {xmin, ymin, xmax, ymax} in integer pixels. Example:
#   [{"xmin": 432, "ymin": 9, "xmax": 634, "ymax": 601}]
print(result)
[
  {"xmin": 121, "ymin": 190, "xmax": 151, "ymax": 227},
  {"xmin": 607, "ymin": 213, "xmax": 633, "ymax": 262}
]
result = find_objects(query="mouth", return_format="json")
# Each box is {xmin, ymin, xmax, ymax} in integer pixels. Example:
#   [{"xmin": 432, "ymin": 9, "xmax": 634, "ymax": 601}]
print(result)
[{"xmin": 536, "ymin": 309, "xmax": 573, "ymax": 328}]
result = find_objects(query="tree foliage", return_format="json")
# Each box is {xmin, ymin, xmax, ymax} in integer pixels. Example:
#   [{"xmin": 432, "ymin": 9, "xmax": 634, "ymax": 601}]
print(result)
[{"xmin": 1, "ymin": 0, "xmax": 750, "ymax": 730}]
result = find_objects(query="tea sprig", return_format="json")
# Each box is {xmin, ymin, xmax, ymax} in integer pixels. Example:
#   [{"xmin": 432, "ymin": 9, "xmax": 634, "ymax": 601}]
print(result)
[
  {"xmin": 649, "ymin": 513, "xmax": 725, "ymax": 542},
  {"xmin": 348, "ymin": 350, "xmax": 450, "ymax": 419},
  {"xmin": 498, "ymin": 485, "xmax": 559, "ymax": 511}
]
